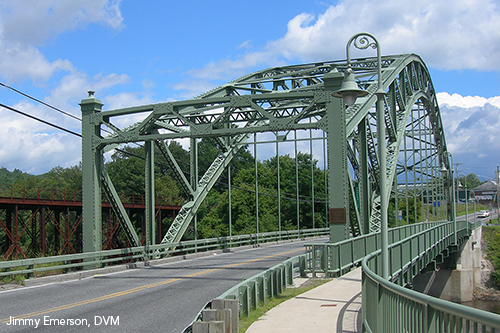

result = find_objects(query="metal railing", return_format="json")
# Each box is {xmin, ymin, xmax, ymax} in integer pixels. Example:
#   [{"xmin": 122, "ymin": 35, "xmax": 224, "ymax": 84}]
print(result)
[
  {"xmin": 183, "ymin": 253, "xmax": 306, "ymax": 332},
  {"xmin": 0, "ymin": 228, "xmax": 328, "ymax": 278},
  {"xmin": 0, "ymin": 183, "xmax": 184, "ymax": 207},
  {"xmin": 186, "ymin": 220, "xmax": 500, "ymax": 331},
  {"xmin": 218, "ymin": 254, "xmax": 304, "ymax": 317},
  {"xmin": 303, "ymin": 221, "xmax": 448, "ymax": 277},
  {"xmin": 362, "ymin": 220, "xmax": 500, "ymax": 332}
]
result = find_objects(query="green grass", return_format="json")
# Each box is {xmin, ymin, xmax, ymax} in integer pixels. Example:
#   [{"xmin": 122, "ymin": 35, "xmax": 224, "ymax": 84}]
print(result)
[
  {"xmin": 455, "ymin": 203, "xmax": 490, "ymax": 217},
  {"xmin": 483, "ymin": 225, "xmax": 500, "ymax": 287},
  {"xmin": 238, "ymin": 278, "xmax": 331, "ymax": 332}
]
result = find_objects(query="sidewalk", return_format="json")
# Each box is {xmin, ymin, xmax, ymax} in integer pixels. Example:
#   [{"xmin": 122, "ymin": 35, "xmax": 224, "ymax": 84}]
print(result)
[{"xmin": 246, "ymin": 267, "xmax": 363, "ymax": 333}]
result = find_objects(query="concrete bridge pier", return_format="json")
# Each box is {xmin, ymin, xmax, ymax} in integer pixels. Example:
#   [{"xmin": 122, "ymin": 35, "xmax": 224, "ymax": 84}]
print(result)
[{"xmin": 413, "ymin": 226, "xmax": 482, "ymax": 302}]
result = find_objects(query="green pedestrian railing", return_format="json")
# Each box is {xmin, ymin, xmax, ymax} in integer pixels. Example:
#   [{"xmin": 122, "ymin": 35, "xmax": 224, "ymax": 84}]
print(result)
[
  {"xmin": 303, "ymin": 221, "xmax": 449, "ymax": 277},
  {"xmin": 0, "ymin": 227, "xmax": 328, "ymax": 279},
  {"xmin": 362, "ymin": 220, "xmax": 500, "ymax": 332},
  {"xmin": 217, "ymin": 254, "xmax": 304, "ymax": 317},
  {"xmin": 198, "ymin": 221, "xmax": 454, "ymax": 322},
  {"xmin": 186, "ymin": 220, "xmax": 500, "ymax": 332},
  {"xmin": 184, "ymin": 252, "xmax": 306, "ymax": 332}
]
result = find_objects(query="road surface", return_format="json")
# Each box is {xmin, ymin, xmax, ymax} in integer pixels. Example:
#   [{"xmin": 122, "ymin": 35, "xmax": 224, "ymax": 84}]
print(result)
[{"xmin": 0, "ymin": 239, "xmax": 326, "ymax": 333}]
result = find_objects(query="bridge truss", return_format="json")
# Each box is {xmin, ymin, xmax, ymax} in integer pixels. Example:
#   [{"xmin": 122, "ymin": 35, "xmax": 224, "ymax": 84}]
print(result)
[{"xmin": 80, "ymin": 53, "xmax": 453, "ymax": 252}]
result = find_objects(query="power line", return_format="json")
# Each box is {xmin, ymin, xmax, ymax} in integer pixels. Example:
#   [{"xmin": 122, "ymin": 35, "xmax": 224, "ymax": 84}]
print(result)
[
  {"xmin": 0, "ymin": 82, "xmax": 81, "ymax": 121},
  {"xmin": 0, "ymin": 83, "xmax": 119, "ymax": 138},
  {"xmin": 0, "ymin": 84, "xmax": 326, "ymax": 204},
  {"xmin": 0, "ymin": 83, "xmax": 149, "ymax": 165},
  {"xmin": 0, "ymin": 102, "xmax": 82, "ymax": 137}
]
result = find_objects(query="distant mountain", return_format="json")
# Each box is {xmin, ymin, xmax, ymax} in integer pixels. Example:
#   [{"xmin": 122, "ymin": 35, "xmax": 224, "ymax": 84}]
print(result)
[{"xmin": 0, "ymin": 167, "xmax": 31, "ymax": 185}]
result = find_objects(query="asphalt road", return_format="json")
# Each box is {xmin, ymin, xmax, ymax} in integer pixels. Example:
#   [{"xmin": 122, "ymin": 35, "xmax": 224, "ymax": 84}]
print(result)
[
  {"xmin": 0, "ymin": 239, "xmax": 326, "ymax": 333},
  {"xmin": 457, "ymin": 209, "xmax": 498, "ymax": 224}
]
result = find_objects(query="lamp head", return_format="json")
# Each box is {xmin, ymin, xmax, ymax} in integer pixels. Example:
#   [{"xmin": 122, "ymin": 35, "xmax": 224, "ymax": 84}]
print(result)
[
  {"xmin": 440, "ymin": 164, "xmax": 448, "ymax": 176},
  {"xmin": 332, "ymin": 69, "xmax": 368, "ymax": 106}
]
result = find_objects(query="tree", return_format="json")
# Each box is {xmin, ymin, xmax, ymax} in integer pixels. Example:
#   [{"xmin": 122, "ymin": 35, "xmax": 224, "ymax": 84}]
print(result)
[{"xmin": 457, "ymin": 173, "xmax": 481, "ymax": 190}]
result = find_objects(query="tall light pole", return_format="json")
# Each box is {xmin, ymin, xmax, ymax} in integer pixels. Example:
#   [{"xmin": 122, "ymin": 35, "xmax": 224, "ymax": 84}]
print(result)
[
  {"xmin": 458, "ymin": 173, "xmax": 468, "ymax": 233},
  {"xmin": 333, "ymin": 32, "xmax": 388, "ymax": 279},
  {"xmin": 470, "ymin": 189, "xmax": 476, "ymax": 226},
  {"xmin": 441, "ymin": 151, "xmax": 457, "ymax": 244}
]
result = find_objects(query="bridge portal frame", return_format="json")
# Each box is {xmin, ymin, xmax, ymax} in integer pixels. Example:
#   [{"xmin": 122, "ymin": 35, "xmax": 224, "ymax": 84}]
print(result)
[{"xmin": 80, "ymin": 53, "xmax": 453, "ymax": 253}]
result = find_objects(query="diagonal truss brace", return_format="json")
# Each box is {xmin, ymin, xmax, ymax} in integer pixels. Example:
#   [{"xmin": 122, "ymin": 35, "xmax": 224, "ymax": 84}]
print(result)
[
  {"xmin": 161, "ymin": 132, "xmax": 255, "ymax": 245},
  {"xmin": 155, "ymin": 140, "xmax": 195, "ymax": 198},
  {"xmin": 101, "ymin": 169, "xmax": 141, "ymax": 247}
]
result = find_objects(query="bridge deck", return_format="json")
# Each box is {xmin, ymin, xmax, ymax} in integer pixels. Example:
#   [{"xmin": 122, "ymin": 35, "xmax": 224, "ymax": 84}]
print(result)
[{"xmin": 246, "ymin": 267, "xmax": 363, "ymax": 333}]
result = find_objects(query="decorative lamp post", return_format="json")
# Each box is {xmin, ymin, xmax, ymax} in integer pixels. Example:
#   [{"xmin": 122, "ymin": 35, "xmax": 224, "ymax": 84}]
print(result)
[
  {"xmin": 332, "ymin": 33, "xmax": 389, "ymax": 279},
  {"xmin": 458, "ymin": 173, "xmax": 469, "ymax": 233},
  {"xmin": 470, "ymin": 189, "xmax": 476, "ymax": 226},
  {"xmin": 440, "ymin": 151, "xmax": 457, "ymax": 244}
]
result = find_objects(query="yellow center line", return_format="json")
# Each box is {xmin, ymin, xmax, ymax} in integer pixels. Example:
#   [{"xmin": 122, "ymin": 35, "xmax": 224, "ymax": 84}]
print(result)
[{"xmin": 0, "ymin": 248, "xmax": 302, "ymax": 323}]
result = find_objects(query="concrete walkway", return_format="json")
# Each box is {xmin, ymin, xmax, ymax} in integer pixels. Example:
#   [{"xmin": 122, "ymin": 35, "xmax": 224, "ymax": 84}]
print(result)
[{"xmin": 246, "ymin": 268, "xmax": 363, "ymax": 333}]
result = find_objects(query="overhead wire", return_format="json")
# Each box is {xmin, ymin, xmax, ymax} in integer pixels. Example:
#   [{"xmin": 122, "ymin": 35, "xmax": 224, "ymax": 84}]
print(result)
[
  {"xmin": 0, "ymin": 83, "xmax": 327, "ymax": 205},
  {"xmin": 0, "ymin": 82, "xmax": 81, "ymax": 121},
  {"xmin": 0, "ymin": 102, "xmax": 82, "ymax": 137}
]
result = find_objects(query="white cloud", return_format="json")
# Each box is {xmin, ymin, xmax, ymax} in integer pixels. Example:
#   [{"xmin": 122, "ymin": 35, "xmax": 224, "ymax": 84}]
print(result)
[
  {"xmin": 270, "ymin": 0, "xmax": 500, "ymax": 70},
  {"xmin": 0, "ymin": 41, "xmax": 74, "ymax": 83},
  {"xmin": 187, "ymin": 51, "xmax": 284, "ymax": 81},
  {"xmin": 437, "ymin": 92, "xmax": 500, "ymax": 109},
  {"xmin": 238, "ymin": 40, "xmax": 254, "ymax": 50},
  {"xmin": 0, "ymin": 0, "xmax": 137, "ymax": 174},
  {"xmin": 439, "ymin": 97, "xmax": 500, "ymax": 159},
  {"xmin": 0, "ymin": 101, "xmax": 81, "ymax": 174},
  {"xmin": 172, "ymin": 79, "xmax": 218, "ymax": 99},
  {"xmin": 0, "ymin": 0, "xmax": 124, "ymax": 83},
  {"xmin": 184, "ymin": 0, "xmax": 500, "ymax": 88},
  {"xmin": 0, "ymin": 0, "xmax": 123, "ymax": 45}
]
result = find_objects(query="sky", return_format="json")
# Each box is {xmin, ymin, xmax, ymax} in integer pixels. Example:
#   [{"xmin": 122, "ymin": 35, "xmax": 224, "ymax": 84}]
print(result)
[{"xmin": 0, "ymin": 0, "xmax": 498, "ymax": 183}]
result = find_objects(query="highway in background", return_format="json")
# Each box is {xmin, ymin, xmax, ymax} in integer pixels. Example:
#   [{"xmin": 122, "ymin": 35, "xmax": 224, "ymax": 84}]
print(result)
[{"xmin": 0, "ymin": 238, "xmax": 327, "ymax": 333}]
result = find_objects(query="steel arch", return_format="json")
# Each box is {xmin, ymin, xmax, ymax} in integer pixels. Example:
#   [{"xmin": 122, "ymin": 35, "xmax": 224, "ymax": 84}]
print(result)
[{"xmin": 80, "ymin": 53, "xmax": 451, "ymax": 252}]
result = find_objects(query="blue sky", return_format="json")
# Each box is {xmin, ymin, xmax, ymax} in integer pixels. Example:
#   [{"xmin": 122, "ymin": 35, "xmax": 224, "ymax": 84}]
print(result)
[{"xmin": 0, "ymin": 0, "xmax": 499, "ymax": 182}]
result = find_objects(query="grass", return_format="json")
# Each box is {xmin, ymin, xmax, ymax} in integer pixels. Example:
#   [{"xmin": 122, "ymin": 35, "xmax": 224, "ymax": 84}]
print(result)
[
  {"xmin": 455, "ymin": 203, "xmax": 490, "ymax": 217},
  {"xmin": 238, "ymin": 278, "xmax": 332, "ymax": 332},
  {"xmin": 482, "ymin": 225, "xmax": 500, "ymax": 287}
]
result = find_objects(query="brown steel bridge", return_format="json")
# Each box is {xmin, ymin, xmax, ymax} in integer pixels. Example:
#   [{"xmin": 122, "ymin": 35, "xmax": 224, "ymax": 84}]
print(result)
[{"xmin": 0, "ymin": 186, "xmax": 181, "ymax": 260}]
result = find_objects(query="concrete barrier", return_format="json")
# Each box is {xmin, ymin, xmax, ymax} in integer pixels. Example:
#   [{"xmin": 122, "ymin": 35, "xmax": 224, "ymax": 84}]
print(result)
[{"xmin": 192, "ymin": 299, "xmax": 238, "ymax": 333}]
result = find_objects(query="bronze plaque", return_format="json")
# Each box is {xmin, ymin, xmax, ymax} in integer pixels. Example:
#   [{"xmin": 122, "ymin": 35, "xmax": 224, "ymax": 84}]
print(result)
[{"xmin": 329, "ymin": 208, "xmax": 346, "ymax": 224}]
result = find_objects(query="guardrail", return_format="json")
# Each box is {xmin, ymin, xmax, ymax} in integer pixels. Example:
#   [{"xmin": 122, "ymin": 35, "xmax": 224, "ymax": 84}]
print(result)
[
  {"xmin": 362, "ymin": 220, "xmax": 500, "ymax": 332},
  {"xmin": 218, "ymin": 254, "xmax": 304, "ymax": 317},
  {"xmin": 186, "ymin": 220, "xmax": 498, "ymax": 331},
  {"xmin": 0, "ymin": 228, "xmax": 329, "ymax": 278},
  {"xmin": 184, "ymin": 253, "xmax": 306, "ymax": 332},
  {"xmin": 303, "ymin": 220, "xmax": 449, "ymax": 277}
]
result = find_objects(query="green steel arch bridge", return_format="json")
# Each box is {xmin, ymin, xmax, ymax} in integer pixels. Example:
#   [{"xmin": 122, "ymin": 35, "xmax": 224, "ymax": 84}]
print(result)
[
  {"xmin": 2, "ymin": 34, "xmax": 498, "ymax": 332},
  {"xmin": 80, "ymin": 36, "xmax": 451, "ymax": 253}
]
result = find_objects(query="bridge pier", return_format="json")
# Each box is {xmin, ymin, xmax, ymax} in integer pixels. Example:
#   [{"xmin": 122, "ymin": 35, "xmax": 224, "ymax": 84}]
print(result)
[{"xmin": 413, "ymin": 226, "xmax": 482, "ymax": 302}]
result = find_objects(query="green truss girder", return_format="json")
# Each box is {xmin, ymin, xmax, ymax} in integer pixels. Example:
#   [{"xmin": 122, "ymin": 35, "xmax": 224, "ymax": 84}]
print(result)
[{"xmin": 81, "ymin": 53, "xmax": 450, "ymax": 250}]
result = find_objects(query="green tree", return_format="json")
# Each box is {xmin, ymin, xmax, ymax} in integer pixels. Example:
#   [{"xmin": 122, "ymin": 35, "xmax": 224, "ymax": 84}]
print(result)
[
  {"xmin": 457, "ymin": 173, "xmax": 482, "ymax": 190},
  {"xmin": 389, "ymin": 192, "xmax": 422, "ymax": 226},
  {"xmin": 0, "ymin": 167, "xmax": 30, "ymax": 186}
]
